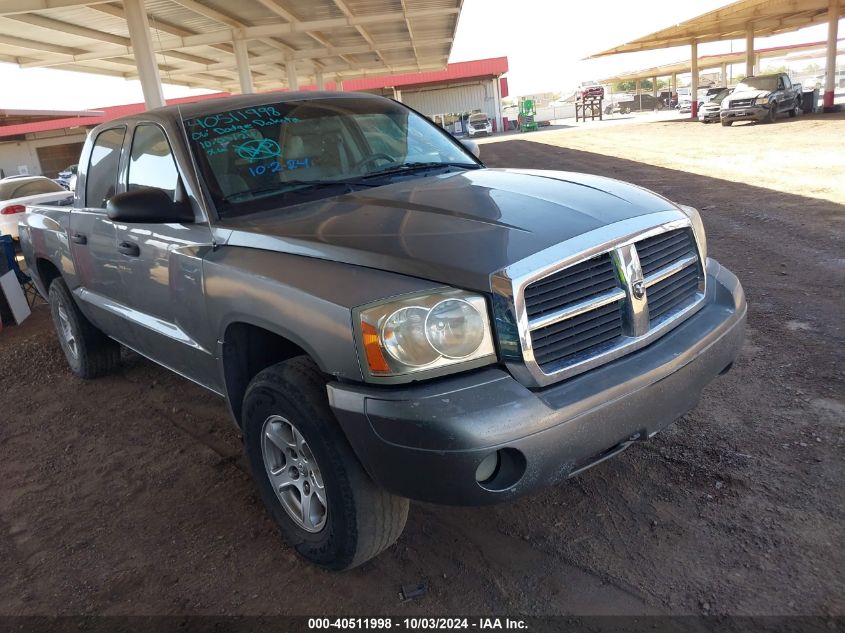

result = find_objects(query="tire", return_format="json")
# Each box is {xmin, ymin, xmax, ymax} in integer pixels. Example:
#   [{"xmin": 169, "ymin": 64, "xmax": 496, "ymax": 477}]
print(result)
[
  {"xmin": 789, "ymin": 98, "xmax": 801, "ymax": 117},
  {"xmin": 766, "ymin": 103, "xmax": 777, "ymax": 123},
  {"xmin": 48, "ymin": 277, "xmax": 121, "ymax": 379},
  {"xmin": 242, "ymin": 356, "xmax": 409, "ymax": 570},
  {"xmin": 721, "ymin": 119, "xmax": 732, "ymax": 127}
]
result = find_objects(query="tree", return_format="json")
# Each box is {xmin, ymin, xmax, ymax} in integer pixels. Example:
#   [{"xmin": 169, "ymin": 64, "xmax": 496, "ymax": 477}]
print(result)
[{"xmin": 761, "ymin": 64, "xmax": 790, "ymax": 75}]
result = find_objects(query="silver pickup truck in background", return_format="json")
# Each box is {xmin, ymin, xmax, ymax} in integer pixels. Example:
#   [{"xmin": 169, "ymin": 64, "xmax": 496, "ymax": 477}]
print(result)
[
  {"xmin": 720, "ymin": 73, "xmax": 803, "ymax": 126},
  {"xmin": 20, "ymin": 92, "xmax": 746, "ymax": 570}
]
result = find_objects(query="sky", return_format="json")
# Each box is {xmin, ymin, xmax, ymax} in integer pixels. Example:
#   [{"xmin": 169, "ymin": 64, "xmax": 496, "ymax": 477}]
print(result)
[{"xmin": 0, "ymin": 0, "xmax": 841, "ymax": 110}]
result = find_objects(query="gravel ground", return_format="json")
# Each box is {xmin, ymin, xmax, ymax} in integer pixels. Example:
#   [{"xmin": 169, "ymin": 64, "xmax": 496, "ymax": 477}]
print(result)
[{"xmin": 1, "ymin": 113, "xmax": 842, "ymax": 617}]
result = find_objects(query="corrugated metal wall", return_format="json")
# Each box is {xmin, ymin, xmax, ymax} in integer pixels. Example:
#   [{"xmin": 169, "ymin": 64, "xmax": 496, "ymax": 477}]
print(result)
[{"xmin": 401, "ymin": 80, "xmax": 497, "ymax": 116}]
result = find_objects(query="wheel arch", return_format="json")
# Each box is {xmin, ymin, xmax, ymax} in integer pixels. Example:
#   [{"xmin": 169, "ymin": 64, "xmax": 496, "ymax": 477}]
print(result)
[
  {"xmin": 34, "ymin": 257, "xmax": 63, "ymax": 295},
  {"xmin": 220, "ymin": 319, "xmax": 321, "ymax": 428}
]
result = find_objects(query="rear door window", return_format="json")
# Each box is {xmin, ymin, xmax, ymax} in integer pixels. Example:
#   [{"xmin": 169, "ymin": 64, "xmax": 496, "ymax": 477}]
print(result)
[{"xmin": 86, "ymin": 127, "xmax": 126, "ymax": 209}]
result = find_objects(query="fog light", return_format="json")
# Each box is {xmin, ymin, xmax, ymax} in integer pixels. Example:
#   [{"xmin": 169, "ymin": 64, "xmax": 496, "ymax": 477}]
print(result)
[{"xmin": 475, "ymin": 452, "xmax": 500, "ymax": 483}]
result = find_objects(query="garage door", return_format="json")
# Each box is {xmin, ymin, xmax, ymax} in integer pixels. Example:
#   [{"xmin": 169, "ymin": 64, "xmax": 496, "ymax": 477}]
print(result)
[
  {"xmin": 402, "ymin": 83, "xmax": 490, "ymax": 117},
  {"xmin": 36, "ymin": 142, "xmax": 84, "ymax": 178}
]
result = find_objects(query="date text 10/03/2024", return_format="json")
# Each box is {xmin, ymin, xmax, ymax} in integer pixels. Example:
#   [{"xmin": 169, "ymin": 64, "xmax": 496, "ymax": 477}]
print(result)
[{"xmin": 307, "ymin": 618, "xmax": 528, "ymax": 630}]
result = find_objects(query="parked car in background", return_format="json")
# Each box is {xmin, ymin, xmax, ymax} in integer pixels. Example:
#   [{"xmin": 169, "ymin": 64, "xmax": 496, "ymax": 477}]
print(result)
[
  {"xmin": 698, "ymin": 88, "xmax": 733, "ymax": 123},
  {"xmin": 56, "ymin": 164, "xmax": 78, "ymax": 190},
  {"xmin": 619, "ymin": 93, "xmax": 664, "ymax": 112},
  {"xmin": 720, "ymin": 73, "xmax": 803, "ymax": 126},
  {"xmin": 467, "ymin": 112, "xmax": 492, "ymax": 137},
  {"xmin": 577, "ymin": 83, "xmax": 605, "ymax": 99},
  {"xmin": 0, "ymin": 175, "xmax": 72, "ymax": 240},
  {"xmin": 21, "ymin": 92, "xmax": 745, "ymax": 571}
]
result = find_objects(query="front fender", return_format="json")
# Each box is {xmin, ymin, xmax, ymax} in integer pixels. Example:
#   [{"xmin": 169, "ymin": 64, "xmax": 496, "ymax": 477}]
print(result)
[{"xmin": 202, "ymin": 246, "xmax": 441, "ymax": 382}]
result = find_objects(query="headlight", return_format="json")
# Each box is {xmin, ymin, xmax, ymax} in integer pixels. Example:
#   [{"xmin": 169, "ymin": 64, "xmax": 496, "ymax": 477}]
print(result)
[
  {"xmin": 356, "ymin": 289, "xmax": 497, "ymax": 380},
  {"xmin": 677, "ymin": 204, "xmax": 707, "ymax": 261}
]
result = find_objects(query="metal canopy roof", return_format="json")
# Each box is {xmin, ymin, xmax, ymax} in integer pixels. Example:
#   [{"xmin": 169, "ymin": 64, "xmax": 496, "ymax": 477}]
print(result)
[
  {"xmin": 0, "ymin": 0, "xmax": 463, "ymax": 92},
  {"xmin": 599, "ymin": 38, "xmax": 845, "ymax": 83},
  {"xmin": 589, "ymin": 0, "xmax": 843, "ymax": 57}
]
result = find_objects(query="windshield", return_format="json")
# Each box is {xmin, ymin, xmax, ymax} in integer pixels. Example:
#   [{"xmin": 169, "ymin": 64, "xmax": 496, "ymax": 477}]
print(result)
[
  {"xmin": 184, "ymin": 97, "xmax": 479, "ymax": 217},
  {"xmin": 734, "ymin": 76, "xmax": 778, "ymax": 92},
  {"xmin": 707, "ymin": 89, "xmax": 731, "ymax": 103}
]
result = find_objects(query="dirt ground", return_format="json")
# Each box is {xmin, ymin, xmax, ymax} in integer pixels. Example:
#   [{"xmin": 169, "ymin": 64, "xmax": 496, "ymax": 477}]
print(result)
[{"xmin": 1, "ymin": 113, "xmax": 843, "ymax": 618}]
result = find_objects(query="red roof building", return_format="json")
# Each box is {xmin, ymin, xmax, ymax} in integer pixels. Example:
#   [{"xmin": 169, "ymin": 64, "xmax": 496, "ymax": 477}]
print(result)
[{"xmin": 0, "ymin": 57, "xmax": 508, "ymax": 177}]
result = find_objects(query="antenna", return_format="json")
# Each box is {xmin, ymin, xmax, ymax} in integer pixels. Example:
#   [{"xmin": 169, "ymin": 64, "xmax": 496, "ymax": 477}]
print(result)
[{"xmin": 150, "ymin": 15, "xmax": 218, "ymax": 249}]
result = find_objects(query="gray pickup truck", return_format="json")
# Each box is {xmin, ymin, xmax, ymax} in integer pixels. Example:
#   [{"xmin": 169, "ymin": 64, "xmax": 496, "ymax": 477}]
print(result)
[
  {"xmin": 720, "ymin": 73, "xmax": 803, "ymax": 126},
  {"xmin": 21, "ymin": 92, "xmax": 746, "ymax": 570}
]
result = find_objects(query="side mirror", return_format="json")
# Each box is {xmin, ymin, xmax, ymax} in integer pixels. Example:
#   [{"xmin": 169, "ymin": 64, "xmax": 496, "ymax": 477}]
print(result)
[
  {"xmin": 461, "ymin": 139, "xmax": 481, "ymax": 159},
  {"xmin": 106, "ymin": 187, "xmax": 194, "ymax": 223}
]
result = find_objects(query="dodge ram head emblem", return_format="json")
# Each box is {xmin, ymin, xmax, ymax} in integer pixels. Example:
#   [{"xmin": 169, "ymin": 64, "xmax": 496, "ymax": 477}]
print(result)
[{"xmin": 632, "ymin": 279, "xmax": 646, "ymax": 299}]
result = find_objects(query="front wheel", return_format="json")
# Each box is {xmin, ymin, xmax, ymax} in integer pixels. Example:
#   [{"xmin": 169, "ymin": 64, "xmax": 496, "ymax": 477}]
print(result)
[
  {"xmin": 242, "ymin": 356, "xmax": 409, "ymax": 570},
  {"xmin": 721, "ymin": 119, "xmax": 732, "ymax": 127},
  {"xmin": 766, "ymin": 103, "xmax": 778, "ymax": 123}
]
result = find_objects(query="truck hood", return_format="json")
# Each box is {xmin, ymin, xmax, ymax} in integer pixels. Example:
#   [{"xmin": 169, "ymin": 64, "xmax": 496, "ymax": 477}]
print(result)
[
  {"xmin": 217, "ymin": 168, "xmax": 682, "ymax": 291},
  {"xmin": 726, "ymin": 89, "xmax": 771, "ymax": 102}
]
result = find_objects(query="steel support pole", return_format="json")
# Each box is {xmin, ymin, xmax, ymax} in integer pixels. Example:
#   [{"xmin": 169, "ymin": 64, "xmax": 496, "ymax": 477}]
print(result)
[
  {"xmin": 233, "ymin": 38, "xmax": 254, "ymax": 94},
  {"xmin": 315, "ymin": 69, "xmax": 325, "ymax": 90},
  {"xmin": 652, "ymin": 76, "xmax": 658, "ymax": 97},
  {"xmin": 124, "ymin": 0, "xmax": 164, "ymax": 110},
  {"xmin": 287, "ymin": 60, "xmax": 299, "ymax": 91},
  {"xmin": 745, "ymin": 27, "xmax": 754, "ymax": 78},
  {"xmin": 824, "ymin": 0, "xmax": 839, "ymax": 110},
  {"xmin": 691, "ymin": 40, "xmax": 699, "ymax": 118},
  {"xmin": 721, "ymin": 62, "xmax": 727, "ymax": 85}
]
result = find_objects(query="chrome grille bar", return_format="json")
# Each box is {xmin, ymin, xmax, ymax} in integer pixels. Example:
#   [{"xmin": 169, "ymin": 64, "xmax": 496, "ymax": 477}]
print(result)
[
  {"xmin": 528, "ymin": 287, "xmax": 626, "ymax": 332},
  {"xmin": 643, "ymin": 253, "xmax": 698, "ymax": 287}
]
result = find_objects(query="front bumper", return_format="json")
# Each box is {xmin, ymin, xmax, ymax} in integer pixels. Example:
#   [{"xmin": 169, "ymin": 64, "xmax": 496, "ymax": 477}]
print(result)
[
  {"xmin": 721, "ymin": 104, "xmax": 769, "ymax": 122},
  {"xmin": 329, "ymin": 259, "xmax": 746, "ymax": 506},
  {"xmin": 699, "ymin": 110, "xmax": 721, "ymax": 122}
]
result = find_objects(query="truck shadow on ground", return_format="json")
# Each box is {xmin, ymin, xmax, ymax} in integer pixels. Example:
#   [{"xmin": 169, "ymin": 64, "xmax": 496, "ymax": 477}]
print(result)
[{"xmin": 0, "ymin": 143, "xmax": 842, "ymax": 616}]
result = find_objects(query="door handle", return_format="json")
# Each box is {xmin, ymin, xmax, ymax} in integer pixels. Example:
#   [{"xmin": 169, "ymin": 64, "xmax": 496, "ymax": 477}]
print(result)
[
  {"xmin": 117, "ymin": 240, "xmax": 140, "ymax": 257},
  {"xmin": 70, "ymin": 233, "xmax": 87, "ymax": 245}
]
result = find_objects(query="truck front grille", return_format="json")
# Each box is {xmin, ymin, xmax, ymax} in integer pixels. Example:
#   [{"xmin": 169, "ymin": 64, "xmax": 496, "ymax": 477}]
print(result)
[
  {"xmin": 730, "ymin": 98, "xmax": 753, "ymax": 108},
  {"xmin": 636, "ymin": 229, "xmax": 695, "ymax": 276},
  {"xmin": 524, "ymin": 253, "xmax": 625, "ymax": 371},
  {"xmin": 509, "ymin": 224, "xmax": 706, "ymax": 387}
]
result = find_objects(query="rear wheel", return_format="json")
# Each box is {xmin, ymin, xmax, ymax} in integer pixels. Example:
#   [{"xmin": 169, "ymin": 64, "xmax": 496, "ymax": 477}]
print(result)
[
  {"xmin": 242, "ymin": 356, "xmax": 409, "ymax": 570},
  {"xmin": 789, "ymin": 98, "xmax": 801, "ymax": 117},
  {"xmin": 48, "ymin": 277, "xmax": 121, "ymax": 379}
]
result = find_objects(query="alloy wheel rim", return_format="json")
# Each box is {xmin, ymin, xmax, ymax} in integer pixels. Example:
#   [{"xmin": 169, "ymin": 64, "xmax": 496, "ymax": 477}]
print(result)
[
  {"xmin": 57, "ymin": 302, "xmax": 78, "ymax": 360},
  {"xmin": 260, "ymin": 415, "xmax": 327, "ymax": 533}
]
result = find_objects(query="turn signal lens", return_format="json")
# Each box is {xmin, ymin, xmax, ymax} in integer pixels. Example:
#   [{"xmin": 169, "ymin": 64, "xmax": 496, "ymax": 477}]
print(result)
[
  {"xmin": 0, "ymin": 205, "xmax": 25, "ymax": 215},
  {"xmin": 362, "ymin": 322, "xmax": 391, "ymax": 374}
]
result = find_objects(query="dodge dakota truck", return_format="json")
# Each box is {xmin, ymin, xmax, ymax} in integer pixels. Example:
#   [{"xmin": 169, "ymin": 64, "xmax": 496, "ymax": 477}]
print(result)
[
  {"xmin": 720, "ymin": 73, "xmax": 803, "ymax": 126},
  {"xmin": 20, "ymin": 92, "xmax": 746, "ymax": 570}
]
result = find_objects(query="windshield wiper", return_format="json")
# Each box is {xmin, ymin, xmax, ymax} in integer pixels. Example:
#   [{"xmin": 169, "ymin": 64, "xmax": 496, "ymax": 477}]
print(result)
[{"xmin": 360, "ymin": 162, "xmax": 478, "ymax": 180}]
